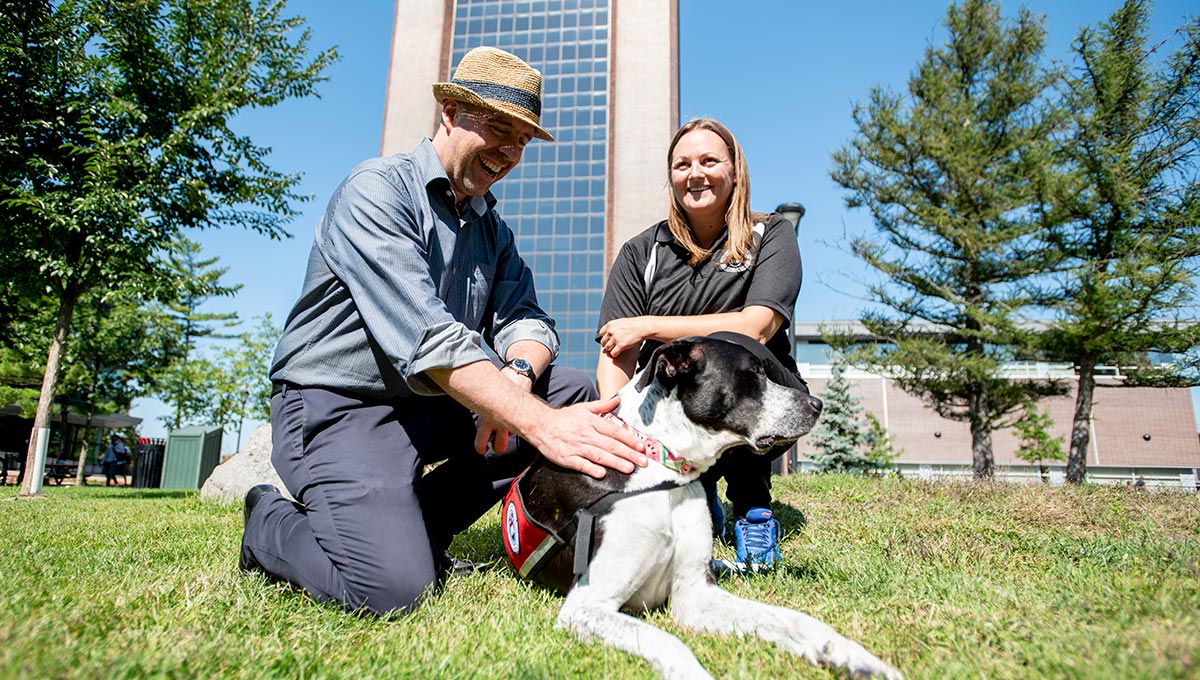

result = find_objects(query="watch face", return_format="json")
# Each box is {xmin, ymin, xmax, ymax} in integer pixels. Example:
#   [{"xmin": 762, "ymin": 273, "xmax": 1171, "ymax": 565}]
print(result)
[{"xmin": 507, "ymin": 358, "xmax": 535, "ymax": 380}]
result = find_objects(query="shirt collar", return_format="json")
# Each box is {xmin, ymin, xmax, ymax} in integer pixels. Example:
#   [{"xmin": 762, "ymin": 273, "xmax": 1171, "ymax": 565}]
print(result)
[
  {"xmin": 655, "ymin": 220, "xmax": 729, "ymax": 252},
  {"xmin": 412, "ymin": 137, "xmax": 497, "ymax": 218}
]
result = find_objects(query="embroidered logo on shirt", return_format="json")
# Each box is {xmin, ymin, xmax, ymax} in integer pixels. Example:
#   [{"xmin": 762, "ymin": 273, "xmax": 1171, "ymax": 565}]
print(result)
[{"xmin": 716, "ymin": 221, "xmax": 766, "ymax": 273}]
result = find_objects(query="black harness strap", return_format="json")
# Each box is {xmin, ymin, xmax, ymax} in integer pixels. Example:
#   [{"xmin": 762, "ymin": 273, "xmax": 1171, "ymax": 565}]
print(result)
[{"xmin": 565, "ymin": 482, "xmax": 677, "ymax": 576}]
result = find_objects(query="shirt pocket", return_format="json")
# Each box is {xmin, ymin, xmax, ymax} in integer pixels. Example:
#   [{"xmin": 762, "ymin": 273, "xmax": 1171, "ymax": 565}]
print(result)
[{"xmin": 464, "ymin": 263, "xmax": 496, "ymax": 330}]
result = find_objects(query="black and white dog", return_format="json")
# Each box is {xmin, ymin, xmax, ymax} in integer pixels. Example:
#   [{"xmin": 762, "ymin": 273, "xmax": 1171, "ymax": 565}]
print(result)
[{"xmin": 502, "ymin": 336, "xmax": 902, "ymax": 679}]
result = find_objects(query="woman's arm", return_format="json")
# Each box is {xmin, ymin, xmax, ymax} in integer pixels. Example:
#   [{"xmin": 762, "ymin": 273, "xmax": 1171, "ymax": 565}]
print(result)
[
  {"xmin": 597, "ymin": 304, "xmax": 784, "ymax": 358},
  {"xmin": 596, "ymin": 347, "xmax": 640, "ymax": 398}
]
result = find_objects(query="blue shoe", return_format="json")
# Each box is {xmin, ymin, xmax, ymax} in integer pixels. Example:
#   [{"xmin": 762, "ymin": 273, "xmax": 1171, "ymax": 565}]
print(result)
[{"xmin": 734, "ymin": 507, "xmax": 781, "ymax": 569}]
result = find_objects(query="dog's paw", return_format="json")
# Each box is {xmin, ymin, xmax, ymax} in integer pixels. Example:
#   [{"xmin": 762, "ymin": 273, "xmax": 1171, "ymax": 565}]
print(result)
[{"xmin": 819, "ymin": 638, "xmax": 903, "ymax": 680}]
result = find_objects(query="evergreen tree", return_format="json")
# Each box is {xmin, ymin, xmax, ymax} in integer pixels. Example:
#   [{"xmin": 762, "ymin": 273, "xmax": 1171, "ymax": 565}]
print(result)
[
  {"xmin": 806, "ymin": 357, "xmax": 879, "ymax": 473},
  {"xmin": 831, "ymin": 0, "xmax": 1065, "ymax": 479},
  {"xmin": 1035, "ymin": 0, "xmax": 1200, "ymax": 484},
  {"xmin": 152, "ymin": 237, "xmax": 243, "ymax": 430}
]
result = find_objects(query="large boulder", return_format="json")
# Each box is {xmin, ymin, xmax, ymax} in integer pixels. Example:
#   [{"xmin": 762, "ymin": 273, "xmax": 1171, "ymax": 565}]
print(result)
[{"xmin": 199, "ymin": 424, "xmax": 292, "ymax": 504}]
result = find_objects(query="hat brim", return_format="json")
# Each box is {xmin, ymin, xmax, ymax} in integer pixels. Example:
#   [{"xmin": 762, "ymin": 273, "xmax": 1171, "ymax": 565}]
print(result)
[{"xmin": 433, "ymin": 83, "xmax": 554, "ymax": 141}]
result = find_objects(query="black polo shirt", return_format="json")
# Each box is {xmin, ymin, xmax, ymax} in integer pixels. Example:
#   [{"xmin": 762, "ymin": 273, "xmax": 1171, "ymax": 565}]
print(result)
[{"xmin": 597, "ymin": 213, "xmax": 802, "ymax": 372}]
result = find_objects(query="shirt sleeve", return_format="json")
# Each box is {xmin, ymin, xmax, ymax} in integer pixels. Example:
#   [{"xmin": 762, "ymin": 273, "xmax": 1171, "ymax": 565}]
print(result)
[
  {"xmin": 487, "ymin": 216, "xmax": 559, "ymax": 361},
  {"xmin": 317, "ymin": 167, "xmax": 491, "ymax": 396},
  {"xmin": 596, "ymin": 237, "xmax": 650, "ymax": 340},
  {"xmin": 743, "ymin": 214, "xmax": 802, "ymax": 325}
]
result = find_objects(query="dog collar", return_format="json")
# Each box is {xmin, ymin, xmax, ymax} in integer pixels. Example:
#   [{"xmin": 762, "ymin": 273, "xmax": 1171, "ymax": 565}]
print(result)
[{"xmin": 601, "ymin": 412, "xmax": 694, "ymax": 474}]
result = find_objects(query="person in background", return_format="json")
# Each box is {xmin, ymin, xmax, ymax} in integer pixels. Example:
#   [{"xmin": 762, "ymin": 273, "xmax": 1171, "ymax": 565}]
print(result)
[
  {"xmin": 100, "ymin": 433, "xmax": 129, "ymax": 487},
  {"xmin": 239, "ymin": 47, "xmax": 647, "ymax": 616},
  {"xmin": 595, "ymin": 117, "xmax": 810, "ymax": 571}
]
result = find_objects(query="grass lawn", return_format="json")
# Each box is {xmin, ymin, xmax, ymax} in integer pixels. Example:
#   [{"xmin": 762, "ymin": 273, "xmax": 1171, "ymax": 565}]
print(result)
[{"xmin": 1, "ymin": 474, "xmax": 1197, "ymax": 679}]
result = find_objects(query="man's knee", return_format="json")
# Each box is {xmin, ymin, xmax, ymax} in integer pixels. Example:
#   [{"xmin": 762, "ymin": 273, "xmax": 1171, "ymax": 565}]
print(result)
[
  {"xmin": 540, "ymin": 365, "xmax": 598, "ymax": 406},
  {"xmin": 341, "ymin": 566, "xmax": 438, "ymax": 617}
]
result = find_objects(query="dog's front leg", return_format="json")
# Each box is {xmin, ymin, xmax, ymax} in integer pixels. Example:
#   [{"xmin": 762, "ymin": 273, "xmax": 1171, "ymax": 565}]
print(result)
[
  {"xmin": 558, "ymin": 590, "xmax": 714, "ymax": 680},
  {"xmin": 670, "ymin": 583, "xmax": 903, "ymax": 680},
  {"xmin": 557, "ymin": 510, "xmax": 715, "ymax": 680}
]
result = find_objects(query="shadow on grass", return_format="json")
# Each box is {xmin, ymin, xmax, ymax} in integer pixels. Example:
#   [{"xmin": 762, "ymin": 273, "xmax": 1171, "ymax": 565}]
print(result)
[{"xmin": 771, "ymin": 500, "xmax": 808, "ymax": 537}]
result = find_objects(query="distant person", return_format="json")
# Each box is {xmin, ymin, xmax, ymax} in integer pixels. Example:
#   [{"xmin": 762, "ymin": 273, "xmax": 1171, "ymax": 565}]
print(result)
[
  {"xmin": 238, "ymin": 46, "xmax": 647, "ymax": 616},
  {"xmin": 101, "ymin": 433, "xmax": 129, "ymax": 487},
  {"xmin": 595, "ymin": 117, "xmax": 810, "ymax": 571}
]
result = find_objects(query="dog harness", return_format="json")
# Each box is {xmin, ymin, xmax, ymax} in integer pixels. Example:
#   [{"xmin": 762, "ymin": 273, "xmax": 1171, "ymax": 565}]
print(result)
[{"xmin": 502, "ymin": 414, "xmax": 690, "ymax": 589}]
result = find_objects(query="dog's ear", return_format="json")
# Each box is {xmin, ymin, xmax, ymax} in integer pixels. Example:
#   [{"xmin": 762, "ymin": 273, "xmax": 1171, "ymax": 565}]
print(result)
[{"xmin": 635, "ymin": 339, "xmax": 705, "ymax": 391}]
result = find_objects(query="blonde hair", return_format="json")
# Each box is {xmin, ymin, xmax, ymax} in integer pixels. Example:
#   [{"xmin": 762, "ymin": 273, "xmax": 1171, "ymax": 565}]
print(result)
[{"xmin": 667, "ymin": 118, "xmax": 766, "ymax": 267}]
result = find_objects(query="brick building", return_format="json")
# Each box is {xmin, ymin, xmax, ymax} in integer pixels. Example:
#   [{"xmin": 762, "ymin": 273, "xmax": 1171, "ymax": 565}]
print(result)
[{"xmin": 788, "ymin": 322, "xmax": 1200, "ymax": 490}]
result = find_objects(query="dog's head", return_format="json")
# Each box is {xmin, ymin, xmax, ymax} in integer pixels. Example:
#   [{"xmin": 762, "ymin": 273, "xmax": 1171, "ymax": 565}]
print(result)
[{"xmin": 629, "ymin": 336, "xmax": 822, "ymax": 460}]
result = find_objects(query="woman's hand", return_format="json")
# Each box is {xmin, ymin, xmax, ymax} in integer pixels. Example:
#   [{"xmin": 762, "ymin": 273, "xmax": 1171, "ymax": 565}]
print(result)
[{"xmin": 598, "ymin": 317, "xmax": 653, "ymax": 357}]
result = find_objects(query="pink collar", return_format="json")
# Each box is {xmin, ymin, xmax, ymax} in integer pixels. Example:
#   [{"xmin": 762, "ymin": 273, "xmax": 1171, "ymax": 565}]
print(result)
[{"xmin": 602, "ymin": 412, "xmax": 694, "ymax": 475}]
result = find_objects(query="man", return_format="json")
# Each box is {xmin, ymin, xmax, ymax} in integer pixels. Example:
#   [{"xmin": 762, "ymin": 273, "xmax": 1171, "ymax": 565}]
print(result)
[{"xmin": 239, "ymin": 47, "xmax": 647, "ymax": 616}]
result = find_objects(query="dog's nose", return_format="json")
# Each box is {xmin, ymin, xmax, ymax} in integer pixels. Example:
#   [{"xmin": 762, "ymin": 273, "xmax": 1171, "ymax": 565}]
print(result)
[{"xmin": 807, "ymin": 395, "xmax": 823, "ymax": 414}]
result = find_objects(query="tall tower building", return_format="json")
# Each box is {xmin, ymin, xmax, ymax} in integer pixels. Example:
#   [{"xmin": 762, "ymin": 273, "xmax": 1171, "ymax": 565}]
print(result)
[{"xmin": 382, "ymin": 0, "xmax": 679, "ymax": 371}]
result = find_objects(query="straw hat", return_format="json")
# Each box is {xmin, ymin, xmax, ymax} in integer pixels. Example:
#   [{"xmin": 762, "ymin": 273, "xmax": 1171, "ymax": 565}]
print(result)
[{"xmin": 433, "ymin": 46, "xmax": 554, "ymax": 141}]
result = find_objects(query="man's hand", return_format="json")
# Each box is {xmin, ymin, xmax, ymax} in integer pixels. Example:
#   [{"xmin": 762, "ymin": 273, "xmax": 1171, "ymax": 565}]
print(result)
[
  {"xmin": 527, "ymin": 395, "xmax": 649, "ymax": 478},
  {"xmin": 474, "ymin": 367, "xmax": 532, "ymax": 453}
]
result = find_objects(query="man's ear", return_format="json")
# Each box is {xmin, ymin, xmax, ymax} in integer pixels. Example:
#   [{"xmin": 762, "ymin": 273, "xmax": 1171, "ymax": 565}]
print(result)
[
  {"xmin": 634, "ymin": 338, "xmax": 705, "ymax": 391},
  {"xmin": 439, "ymin": 99, "xmax": 460, "ymax": 131}
]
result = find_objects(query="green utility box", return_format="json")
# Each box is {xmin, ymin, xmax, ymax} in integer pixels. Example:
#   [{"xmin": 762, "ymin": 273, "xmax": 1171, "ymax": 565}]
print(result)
[{"xmin": 161, "ymin": 426, "xmax": 224, "ymax": 489}]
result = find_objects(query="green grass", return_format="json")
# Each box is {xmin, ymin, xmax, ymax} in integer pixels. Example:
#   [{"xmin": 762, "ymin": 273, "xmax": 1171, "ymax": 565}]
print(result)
[{"xmin": 1, "ymin": 475, "xmax": 1197, "ymax": 679}]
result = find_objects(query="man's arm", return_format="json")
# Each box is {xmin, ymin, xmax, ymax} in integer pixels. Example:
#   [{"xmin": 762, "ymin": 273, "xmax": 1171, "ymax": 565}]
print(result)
[{"xmin": 425, "ymin": 360, "xmax": 648, "ymax": 479}]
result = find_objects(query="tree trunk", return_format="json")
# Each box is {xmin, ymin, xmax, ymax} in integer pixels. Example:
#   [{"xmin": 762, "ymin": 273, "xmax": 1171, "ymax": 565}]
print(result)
[
  {"xmin": 970, "ymin": 386, "xmax": 994, "ymax": 480},
  {"xmin": 1065, "ymin": 355, "xmax": 1096, "ymax": 485},
  {"xmin": 971, "ymin": 420, "xmax": 994, "ymax": 479},
  {"xmin": 74, "ymin": 407, "xmax": 95, "ymax": 485},
  {"xmin": 20, "ymin": 293, "xmax": 76, "ymax": 497}
]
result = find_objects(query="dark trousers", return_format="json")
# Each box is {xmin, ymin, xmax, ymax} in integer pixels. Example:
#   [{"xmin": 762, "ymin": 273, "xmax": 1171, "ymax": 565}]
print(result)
[
  {"xmin": 700, "ymin": 331, "xmax": 809, "ymax": 518},
  {"xmin": 242, "ymin": 366, "xmax": 596, "ymax": 616}
]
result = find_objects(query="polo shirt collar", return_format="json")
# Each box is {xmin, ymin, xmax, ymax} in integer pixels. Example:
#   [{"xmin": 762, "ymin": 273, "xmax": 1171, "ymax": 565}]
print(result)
[
  {"xmin": 413, "ymin": 138, "xmax": 497, "ymax": 218},
  {"xmin": 655, "ymin": 220, "xmax": 730, "ymax": 252}
]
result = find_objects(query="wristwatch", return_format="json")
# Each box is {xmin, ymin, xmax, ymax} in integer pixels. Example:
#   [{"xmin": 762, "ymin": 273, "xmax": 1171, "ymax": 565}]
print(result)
[{"xmin": 504, "ymin": 357, "xmax": 537, "ymax": 383}]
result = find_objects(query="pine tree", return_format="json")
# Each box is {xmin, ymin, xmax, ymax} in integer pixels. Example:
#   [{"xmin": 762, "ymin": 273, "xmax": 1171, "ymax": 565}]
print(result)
[
  {"xmin": 153, "ymin": 237, "xmax": 243, "ymax": 430},
  {"xmin": 831, "ymin": 0, "xmax": 1065, "ymax": 479},
  {"xmin": 1035, "ymin": 0, "xmax": 1200, "ymax": 484},
  {"xmin": 806, "ymin": 358, "xmax": 879, "ymax": 473}
]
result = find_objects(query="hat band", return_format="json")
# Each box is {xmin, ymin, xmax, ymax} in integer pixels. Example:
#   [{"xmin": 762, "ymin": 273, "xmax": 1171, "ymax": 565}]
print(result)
[{"xmin": 452, "ymin": 78, "xmax": 542, "ymax": 117}]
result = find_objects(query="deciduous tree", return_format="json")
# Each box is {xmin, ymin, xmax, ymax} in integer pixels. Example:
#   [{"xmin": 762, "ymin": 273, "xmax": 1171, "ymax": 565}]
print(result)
[{"xmin": 0, "ymin": 0, "xmax": 335, "ymax": 495}]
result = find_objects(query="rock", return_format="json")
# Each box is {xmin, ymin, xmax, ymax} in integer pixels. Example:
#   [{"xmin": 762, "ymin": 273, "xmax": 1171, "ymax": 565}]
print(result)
[{"xmin": 199, "ymin": 424, "xmax": 292, "ymax": 504}]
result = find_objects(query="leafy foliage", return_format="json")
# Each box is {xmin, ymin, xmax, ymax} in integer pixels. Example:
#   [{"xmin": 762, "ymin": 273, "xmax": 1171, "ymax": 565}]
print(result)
[
  {"xmin": 0, "ymin": 0, "xmax": 335, "ymax": 493},
  {"xmin": 1012, "ymin": 402, "xmax": 1065, "ymax": 481}
]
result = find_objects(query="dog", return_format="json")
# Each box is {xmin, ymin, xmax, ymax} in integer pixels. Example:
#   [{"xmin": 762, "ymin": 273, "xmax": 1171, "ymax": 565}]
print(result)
[{"xmin": 501, "ymin": 335, "xmax": 903, "ymax": 679}]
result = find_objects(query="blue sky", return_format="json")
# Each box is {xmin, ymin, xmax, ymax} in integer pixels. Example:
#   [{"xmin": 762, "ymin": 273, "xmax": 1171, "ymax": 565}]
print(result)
[{"xmin": 131, "ymin": 0, "xmax": 1198, "ymax": 443}]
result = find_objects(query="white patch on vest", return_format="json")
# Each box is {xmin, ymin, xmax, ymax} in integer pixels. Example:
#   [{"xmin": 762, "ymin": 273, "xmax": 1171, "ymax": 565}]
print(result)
[{"xmin": 505, "ymin": 501, "xmax": 521, "ymax": 554}]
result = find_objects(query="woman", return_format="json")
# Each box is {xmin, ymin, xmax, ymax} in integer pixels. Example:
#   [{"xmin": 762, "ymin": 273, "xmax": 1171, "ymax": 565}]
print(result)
[{"xmin": 595, "ymin": 117, "xmax": 806, "ymax": 569}]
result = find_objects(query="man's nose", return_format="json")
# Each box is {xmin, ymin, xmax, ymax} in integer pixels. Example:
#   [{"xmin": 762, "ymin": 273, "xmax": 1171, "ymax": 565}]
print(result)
[{"xmin": 499, "ymin": 143, "xmax": 522, "ymax": 162}]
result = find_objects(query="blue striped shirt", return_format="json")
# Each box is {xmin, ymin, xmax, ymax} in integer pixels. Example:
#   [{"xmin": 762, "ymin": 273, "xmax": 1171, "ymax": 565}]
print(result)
[{"xmin": 271, "ymin": 138, "xmax": 558, "ymax": 398}]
